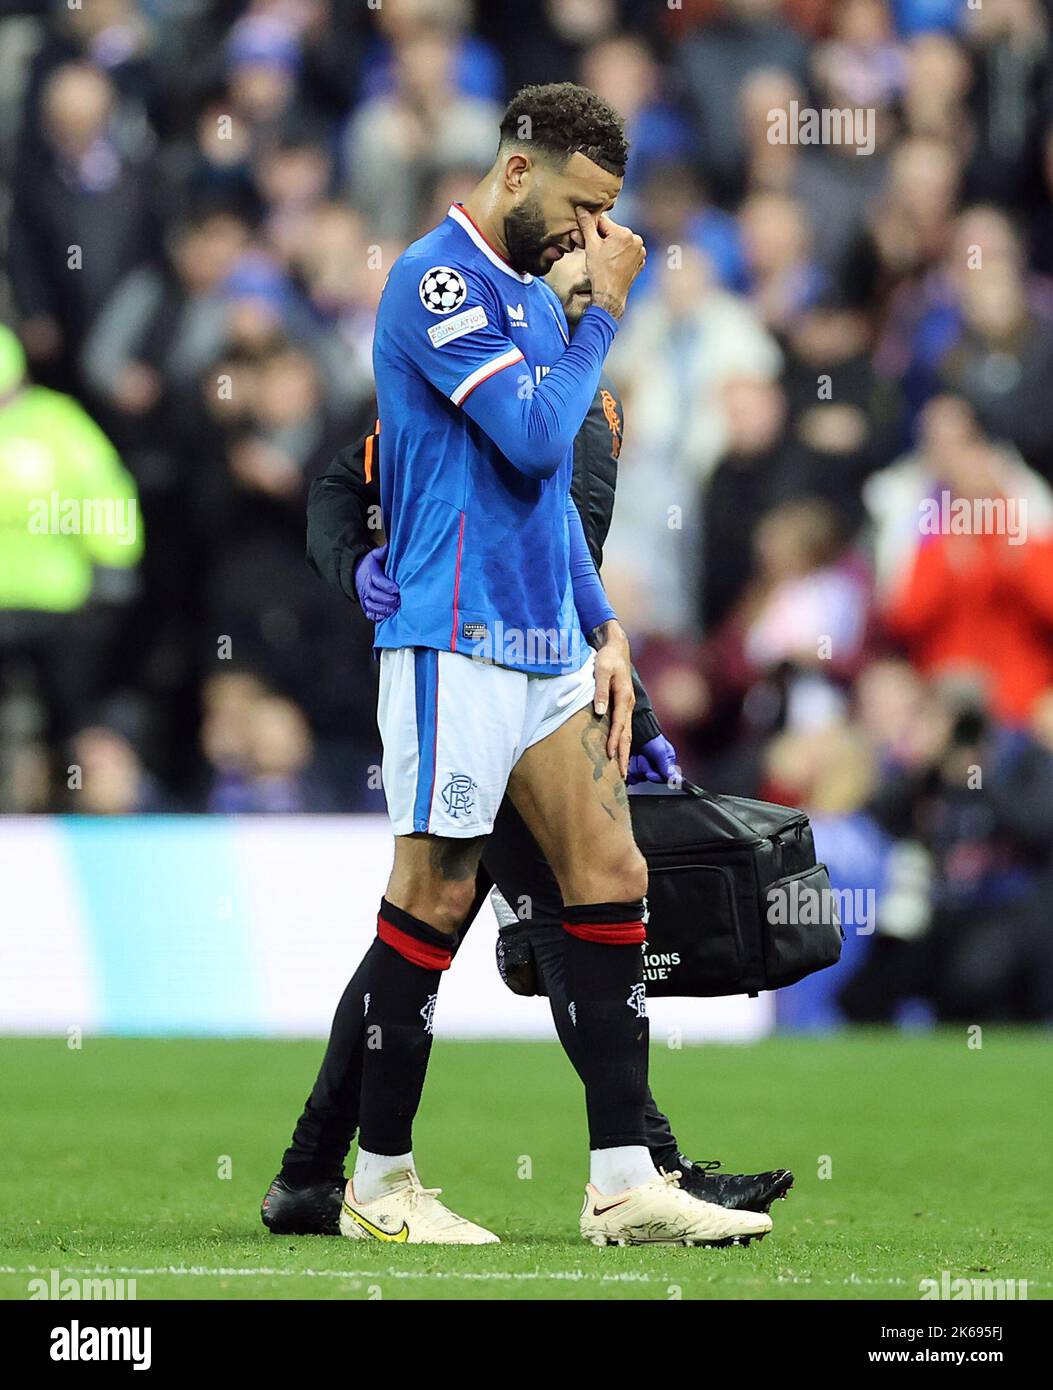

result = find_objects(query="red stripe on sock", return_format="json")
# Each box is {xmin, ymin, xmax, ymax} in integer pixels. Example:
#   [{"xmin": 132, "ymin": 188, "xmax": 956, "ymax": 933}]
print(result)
[
  {"xmin": 563, "ymin": 919, "xmax": 646, "ymax": 945},
  {"xmin": 378, "ymin": 915, "xmax": 453, "ymax": 970}
]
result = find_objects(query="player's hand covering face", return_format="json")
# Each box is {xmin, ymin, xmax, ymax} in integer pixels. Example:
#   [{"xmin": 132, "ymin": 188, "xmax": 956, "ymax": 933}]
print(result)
[
  {"xmin": 573, "ymin": 208, "xmax": 646, "ymax": 322},
  {"xmin": 502, "ymin": 150, "xmax": 621, "ymax": 278}
]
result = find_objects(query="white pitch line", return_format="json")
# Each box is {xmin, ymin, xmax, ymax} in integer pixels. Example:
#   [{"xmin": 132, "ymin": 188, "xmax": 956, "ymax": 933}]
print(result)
[
  {"xmin": 7, "ymin": 1264, "xmax": 1032, "ymax": 1290},
  {"xmin": 5, "ymin": 1264, "xmax": 667, "ymax": 1285}
]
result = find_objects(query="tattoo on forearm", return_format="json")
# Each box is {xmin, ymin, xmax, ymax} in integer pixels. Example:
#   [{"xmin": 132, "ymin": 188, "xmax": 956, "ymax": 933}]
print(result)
[{"xmin": 590, "ymin": 292, "xmax": 624, "ymax": 320}]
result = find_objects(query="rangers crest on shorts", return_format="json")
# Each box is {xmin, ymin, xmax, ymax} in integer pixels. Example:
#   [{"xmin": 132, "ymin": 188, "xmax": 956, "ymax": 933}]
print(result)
[
  {"xmin": 419, "ymin": 266, "xmax": 467, "ymax": 314},
  {"xmin": 441, "ymin": 773, "xmax": 477, "ymax": 818}
]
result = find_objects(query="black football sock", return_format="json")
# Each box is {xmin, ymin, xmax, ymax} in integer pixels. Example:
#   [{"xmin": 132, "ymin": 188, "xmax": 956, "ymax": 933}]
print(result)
[
  {"xmin": 644, "ymin": 1103, "xmax": 682, "ymax": 1175},
  {"xmin": 356, "ymin": 897, "xmax": 453, "ymax": 1157},
  {"xmin": 281, "ymin": 884, "xmax": 486, "ymax": 1181},
  {"xmin": 562, "ymin": 901, "xmax": 649, "ymax": 1150},
  {"xmin": 530, "ymin": 919, "xmax": 681, "ymax": 1166},
  {"xmin": 281, "ymin": 966, "xmax": 370, "ymax": 1183}
]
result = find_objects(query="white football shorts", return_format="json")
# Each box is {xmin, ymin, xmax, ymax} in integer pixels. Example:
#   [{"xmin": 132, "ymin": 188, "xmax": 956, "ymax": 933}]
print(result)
[{"xmin": 378, "ymin": 647, "xmax": 597, "ymax": 837}]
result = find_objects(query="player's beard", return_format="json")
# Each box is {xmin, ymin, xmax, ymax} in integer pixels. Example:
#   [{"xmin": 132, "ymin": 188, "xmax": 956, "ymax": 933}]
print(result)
[
  {"xmin": 563, "ymin": 279, "xmax": 592, "ymax": 328},
  {"xmin": 503, "ymin": 194, "xmax": 565, "ymax": 278}
]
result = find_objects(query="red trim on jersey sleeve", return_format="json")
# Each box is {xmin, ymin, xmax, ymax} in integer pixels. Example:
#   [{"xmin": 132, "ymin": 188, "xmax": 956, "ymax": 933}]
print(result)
[{"xmin": 450, "ymin": 347, "xmax": 524, "ymax": 406}]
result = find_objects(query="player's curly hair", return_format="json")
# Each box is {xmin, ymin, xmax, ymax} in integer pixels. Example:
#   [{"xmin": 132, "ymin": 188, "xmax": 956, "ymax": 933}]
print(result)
[{"xmin": 499, "ymin": 83, "xmax": 628, "ymax": 177}]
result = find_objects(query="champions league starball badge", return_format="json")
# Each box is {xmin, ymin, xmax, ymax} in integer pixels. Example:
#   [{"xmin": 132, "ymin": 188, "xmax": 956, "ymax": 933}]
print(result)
[{"xmin": 419, "ymin": 266, "xmax": 468, "ymax": 314}]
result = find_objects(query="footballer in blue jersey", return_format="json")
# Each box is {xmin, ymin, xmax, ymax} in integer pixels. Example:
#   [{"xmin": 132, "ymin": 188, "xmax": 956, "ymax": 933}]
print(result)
[
  {"xmin": 372, "ymin": 202, "xmax": 592, "ymax": 675},
  {"xmin": 300, "ymin": 84, "xmax": 772, "ymax": 1250}
]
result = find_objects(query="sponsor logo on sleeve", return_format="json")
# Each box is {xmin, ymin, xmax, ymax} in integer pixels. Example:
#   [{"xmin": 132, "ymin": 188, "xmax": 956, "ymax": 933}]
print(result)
[{"xmin": 427, "ymin": 304, "xmax": 488, "ymax": 347}]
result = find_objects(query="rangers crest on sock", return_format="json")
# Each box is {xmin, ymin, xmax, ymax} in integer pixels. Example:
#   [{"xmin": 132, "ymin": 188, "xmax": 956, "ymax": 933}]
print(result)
[
  {"xmin": 627, "ymin": 982, "xmax": 647, "ymax": 1018},
  {"xmin": 420, "ymin": 993, "xmax": 438, "ymax": 1034}
]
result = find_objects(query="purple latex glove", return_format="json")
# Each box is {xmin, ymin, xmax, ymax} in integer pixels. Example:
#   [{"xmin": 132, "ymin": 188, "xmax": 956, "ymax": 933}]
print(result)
[
  {"xmin": 355, "ymin": 543, "xmax": 400, "ymax": 621},
  {"xmin": 627, "ymin": 734, "xmax": 680, "ymax": 786}
]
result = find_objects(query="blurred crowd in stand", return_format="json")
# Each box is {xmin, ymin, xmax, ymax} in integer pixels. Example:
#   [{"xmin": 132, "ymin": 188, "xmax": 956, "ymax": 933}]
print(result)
[{"xmin": 2, "ymin": 0, "xmax": 1053, "ymax": 1022}]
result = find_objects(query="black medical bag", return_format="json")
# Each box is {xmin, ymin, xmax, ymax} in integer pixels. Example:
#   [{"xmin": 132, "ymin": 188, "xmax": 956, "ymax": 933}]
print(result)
[{"xmin": 497, "ymin": 780, "xmax": 843, "ymax": 998}]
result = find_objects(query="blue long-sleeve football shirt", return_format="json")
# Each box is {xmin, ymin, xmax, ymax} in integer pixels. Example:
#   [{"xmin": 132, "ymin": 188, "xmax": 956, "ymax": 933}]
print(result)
[{"xmin": 372, "ymin": 202, "xmax": 617, "ymax": 675}]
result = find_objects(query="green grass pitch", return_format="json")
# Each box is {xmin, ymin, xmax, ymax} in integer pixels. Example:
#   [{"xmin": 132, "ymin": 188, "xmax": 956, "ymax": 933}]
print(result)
[{"xmin": 1, "ymin": 1031, "xmax": 1050, "ymax": 1301}]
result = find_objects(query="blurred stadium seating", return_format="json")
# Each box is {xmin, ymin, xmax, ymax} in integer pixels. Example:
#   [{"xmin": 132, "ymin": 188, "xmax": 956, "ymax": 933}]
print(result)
[{"xmin": 3, "ymin": 0, "xmax": 1053, "ymax": 1028}]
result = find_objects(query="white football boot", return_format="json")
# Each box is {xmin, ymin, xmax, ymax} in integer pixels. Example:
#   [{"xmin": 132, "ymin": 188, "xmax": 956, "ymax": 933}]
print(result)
[
  {"xmin": 580, "ymin": 1169, "xmax": 773, "ymax": 1246},
  {"xmin": 339, "ymin": 1170, "xmax": 500, "ymax": 1245}
]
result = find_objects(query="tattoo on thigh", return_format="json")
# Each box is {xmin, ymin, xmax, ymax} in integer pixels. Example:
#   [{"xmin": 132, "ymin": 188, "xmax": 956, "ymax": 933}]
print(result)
[
  {"xmin": 581, "ymin": 714, "xmax": 608, "ymax": 783},
  {"xmin": 580, "ymin": 714, "xmax": 629, "ymax": 821},
  {"xmin": 428, "ymin": 836, "xmax": 484, "ymax": 881}
]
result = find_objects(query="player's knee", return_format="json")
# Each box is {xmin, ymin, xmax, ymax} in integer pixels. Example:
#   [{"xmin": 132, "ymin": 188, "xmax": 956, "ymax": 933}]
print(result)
[
  {"xmin": 612, "ymin": 845, "xmax": 648, "ymax": 904},
  {"xmin": 389, "ymin": 876, "xmax": 474, "ymax": 937},
  {"xmin": 387, "ymin": 836, "xmax": 483, "ymax": 936},
  {"xmin": 566, "ymin": 842, "xmax": 648, "ymax": 907},
  {"xmin": 429, "ymin": 878, "xmax": 477, "ymax": 935},
  {"xmin": 588, "ymin": 839, "xmax": 647, "ymax": 903}
]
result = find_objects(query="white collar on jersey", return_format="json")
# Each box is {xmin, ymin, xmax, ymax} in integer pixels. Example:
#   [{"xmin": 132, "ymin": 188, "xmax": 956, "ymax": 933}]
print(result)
[{"xmin": 447, "ymin": 203, "xmax": 533, "ymax": 285}]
